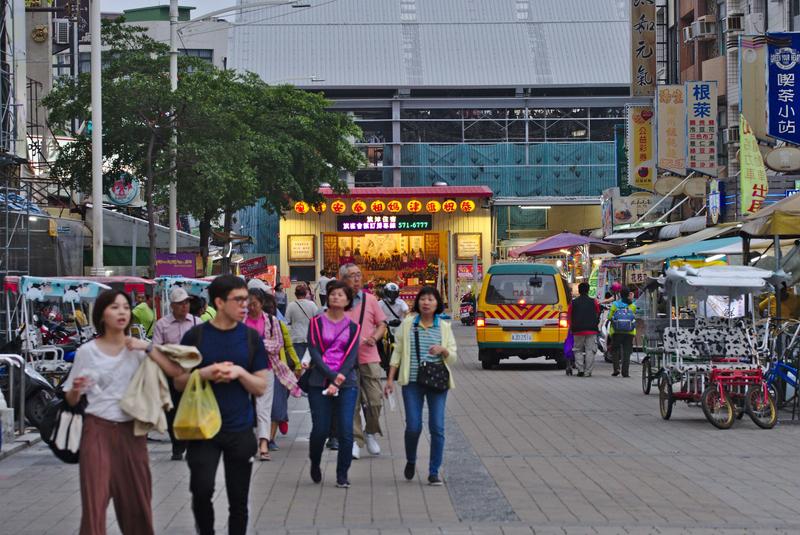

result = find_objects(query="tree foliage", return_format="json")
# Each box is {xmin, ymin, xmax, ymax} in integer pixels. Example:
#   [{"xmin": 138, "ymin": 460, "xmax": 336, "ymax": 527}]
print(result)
[{"xmin": 44, "ymin": 19, "xmax": 363, "ymax": 275}]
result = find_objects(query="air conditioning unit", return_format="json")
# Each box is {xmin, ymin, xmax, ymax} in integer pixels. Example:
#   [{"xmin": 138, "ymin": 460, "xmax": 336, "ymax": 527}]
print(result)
[
  {"xmin": 723, "ymin": 13, "xmax": 744, "ymax": 33},
  {"xmin": 53, "ymin": 18, "xmax": 70, "ymax": 45},
  {"xmin": 683, "ymin": 25, "xmax": 694, "ymax": 43},
  {"xmin": 690, "ymin": 19, "xmax": 716, "ymax": 41},
  {"xmin": 723, "ymin": 126, "xmax": 739, "ymax": 145}
]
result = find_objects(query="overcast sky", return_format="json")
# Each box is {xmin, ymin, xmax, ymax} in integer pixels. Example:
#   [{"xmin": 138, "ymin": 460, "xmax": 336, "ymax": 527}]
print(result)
[{"xmin": 103, "ymin": 0, "xmax": 227, "ymax": 18}]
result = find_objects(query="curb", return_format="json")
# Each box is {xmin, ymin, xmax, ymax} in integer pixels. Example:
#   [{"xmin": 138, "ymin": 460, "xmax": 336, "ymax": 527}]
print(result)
[{"xmin": 0, "ymin": 433, "xmax": 42, "ymax": 461}]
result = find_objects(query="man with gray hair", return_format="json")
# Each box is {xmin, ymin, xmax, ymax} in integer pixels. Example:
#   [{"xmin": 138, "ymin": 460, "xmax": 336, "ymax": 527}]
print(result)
[{"xmin": 340, "ymin": 262, "xmax": 386, "ymax": 459}]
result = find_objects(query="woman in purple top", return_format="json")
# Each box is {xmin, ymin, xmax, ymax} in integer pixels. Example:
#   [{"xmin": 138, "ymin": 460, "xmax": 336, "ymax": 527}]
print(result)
[{"xmin": 305, "ymin": 280, "xmax": 360, "ymax": 488}]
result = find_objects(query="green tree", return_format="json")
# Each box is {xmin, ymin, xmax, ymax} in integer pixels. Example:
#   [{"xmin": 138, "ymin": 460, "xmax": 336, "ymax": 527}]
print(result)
[
  {"xmin": 174, "ymin": 73, "xmax": 364, "ymax": 272},
  {"xmin": 45, "ymin": 20, "xmax": 364, "ymax": 275},
  {"xmin": 45, "ymin": 20, "xmax": 184, "ymax": 276}
]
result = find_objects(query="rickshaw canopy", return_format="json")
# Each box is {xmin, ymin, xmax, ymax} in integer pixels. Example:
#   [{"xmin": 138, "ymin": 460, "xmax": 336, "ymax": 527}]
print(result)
[
  {"xmin": 18, "ymin": 276, "xmax": 112, "ymax": 303},
  {"xmin": 660, "ymin": 265, "xmax": 777, "ymax": 297}
]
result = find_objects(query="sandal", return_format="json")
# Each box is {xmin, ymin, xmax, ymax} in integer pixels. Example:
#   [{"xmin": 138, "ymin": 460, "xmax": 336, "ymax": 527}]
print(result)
[{"xmin": 259, "ymin": 450, "xmax": 271, "ymax": 461}]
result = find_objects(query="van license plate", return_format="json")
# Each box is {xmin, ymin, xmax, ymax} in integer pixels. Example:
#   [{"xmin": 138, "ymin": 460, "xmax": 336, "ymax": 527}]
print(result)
[{"xmin": 511, "ymin": 333, "xmax": 532, "ymax": 342}]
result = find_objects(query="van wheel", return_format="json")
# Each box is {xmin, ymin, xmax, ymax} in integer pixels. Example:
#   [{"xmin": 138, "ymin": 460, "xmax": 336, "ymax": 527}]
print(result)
[
  {"xmin": 555, "ymin": 355, "xmax": 567, "ymax": 370},
  {"xmin": 479, "ymin": 350, "xmax": 495, "ymax": 370}
]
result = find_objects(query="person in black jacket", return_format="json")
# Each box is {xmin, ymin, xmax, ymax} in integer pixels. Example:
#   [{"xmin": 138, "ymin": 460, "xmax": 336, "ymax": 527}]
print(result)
[{"xmin": 568, "ymin": 282, "xmax": 601, "ymax": 377}]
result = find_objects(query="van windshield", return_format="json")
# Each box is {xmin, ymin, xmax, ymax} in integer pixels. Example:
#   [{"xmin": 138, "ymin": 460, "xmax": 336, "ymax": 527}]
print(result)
[{"xmin": 485, "ymin": 274, "xmax": 559, "ymax": 305}]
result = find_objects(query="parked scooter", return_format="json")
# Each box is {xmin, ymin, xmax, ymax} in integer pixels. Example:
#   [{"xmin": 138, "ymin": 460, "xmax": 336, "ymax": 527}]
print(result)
[
  {"xmin": 0, "ymin": 326, "xmax": 57, "ymax": 429},
  {"xmin": 460, "ymin": 291, "xmax": 476, "ymax": 325}
]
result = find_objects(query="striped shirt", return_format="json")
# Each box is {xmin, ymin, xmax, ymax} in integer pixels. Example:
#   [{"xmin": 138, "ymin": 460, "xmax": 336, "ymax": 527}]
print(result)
[{"xmin": 409, "ymin": 315, "xmax": 443, "ymax": 383}]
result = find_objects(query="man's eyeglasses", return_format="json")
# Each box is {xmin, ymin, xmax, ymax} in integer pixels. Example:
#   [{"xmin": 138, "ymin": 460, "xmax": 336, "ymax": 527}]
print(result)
[{"xmin": 226, "ymin": 296, "xmax": 248, "ymax": 304}]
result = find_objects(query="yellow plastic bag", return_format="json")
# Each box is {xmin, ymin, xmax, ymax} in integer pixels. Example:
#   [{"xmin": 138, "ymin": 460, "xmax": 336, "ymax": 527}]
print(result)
[{"xmin": 173, "ymin": 370, "xmax": 222, "ymax": 440}]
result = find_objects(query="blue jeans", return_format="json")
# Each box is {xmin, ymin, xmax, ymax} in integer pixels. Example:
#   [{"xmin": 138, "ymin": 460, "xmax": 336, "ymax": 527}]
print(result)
[
  {"xmin": 308, "ymin": 386, "xmax": 358, "ymax": 482},
  {"xmin": 402, "ymin": 382, "xmax": 448, "ymax": 477}
]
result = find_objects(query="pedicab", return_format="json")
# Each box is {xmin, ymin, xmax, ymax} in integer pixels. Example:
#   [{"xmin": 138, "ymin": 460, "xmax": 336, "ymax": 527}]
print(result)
[{"xmin": 655, "ymin": 265, "xmax": 781, "ymax": 429}]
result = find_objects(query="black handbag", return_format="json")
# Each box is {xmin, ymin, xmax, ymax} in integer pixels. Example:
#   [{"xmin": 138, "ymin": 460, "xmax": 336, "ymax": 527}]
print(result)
[
  {"xmin": 414, "ymin": 323, "xmax": 450, "ymax": 391},
  {"xmin": 39, "ymin": 392, "xmax": 87, "ymax": 464}
]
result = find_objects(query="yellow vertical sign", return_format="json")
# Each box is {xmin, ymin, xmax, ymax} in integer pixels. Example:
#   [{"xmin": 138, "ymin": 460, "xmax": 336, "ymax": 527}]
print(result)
[
  {"xmin": 656, "ymin": 85, "xmax": 687, "ymax": 175},
  {"xmin": 628, "ymin": 106, "xmax": 655, "ymax": 191},
  {"xmin": 740, "ymin": 115, "xmax": 769, "ymax": 215}
]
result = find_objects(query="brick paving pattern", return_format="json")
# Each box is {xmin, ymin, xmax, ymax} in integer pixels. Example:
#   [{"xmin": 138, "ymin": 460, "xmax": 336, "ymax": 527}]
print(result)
[{"xmin": 2, "ymin": 325, "xmax": 800, "ymax": 534}]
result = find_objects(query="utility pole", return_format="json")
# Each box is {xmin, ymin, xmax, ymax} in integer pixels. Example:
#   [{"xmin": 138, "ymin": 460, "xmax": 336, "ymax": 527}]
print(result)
[
  {"xmin": 90, "ymin": 0, "xmax": 104, "ymax": 275},
  {"xmin": 168, "ymin": 0, "xmax": 178, "ymax": 254}
]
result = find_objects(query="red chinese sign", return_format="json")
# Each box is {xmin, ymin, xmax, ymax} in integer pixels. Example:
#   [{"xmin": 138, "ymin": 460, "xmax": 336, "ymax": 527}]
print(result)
[
  {"xmin": 370, "ymin": 200, "xmax": 386, "ymax": 213},
  {"xmin": 387, "ymin": 200, "xmax": 402, "ymax": 213},
  {"xmin": 460, "ymin": 199, "xmax": 476, "ymax": 213},
  {"xmin": 442, "ymin": 199, "xmax": 457, "ymax": 213},
  {"xmin": 311, "ymin": 202, "xmax": 326, "ymax": 213},
  {"xmin": 352, "ymin": 200, "xmax": 367, "ymax": 214},
  {"xmin": 426, "ymin": 200, "xmax": 441, "ymax": 213},
  {"xmin": 407, "ymin": 199, "xmax": 422, "ymax": 213},
  {"xmin": 331, "ymin": 199, "xmax": 347, "ymax": 214},
  {"xmin": 294, "ymin": 201, "xmax": 310, "ymax": 214}
]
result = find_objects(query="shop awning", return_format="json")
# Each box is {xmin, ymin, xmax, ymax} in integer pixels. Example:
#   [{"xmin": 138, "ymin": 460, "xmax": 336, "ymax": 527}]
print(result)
[
  {"xmin": 696, "ymin": 239, "xmax": 796, "ymax": 256},
  {"xmin": 605, "ymin": 230, "xmax": 650, "ymax": 241},
  {"xmin": 319, "ymin": 186, "xmax": 493, "ymax": 199},
  {"xmin": 618, "ymin": 237, "xmax": 741, "ymax": 263},
  {"xmin": 657, "ymin": 216, "xmax": 706, "ymax": 240},
  {"xmin": 741, "ymin": 192, "xmax": 800, "ymax": 237},
  {"xmin": 619, "ymin": 222, "xmax": 741, "ymax": 259}
]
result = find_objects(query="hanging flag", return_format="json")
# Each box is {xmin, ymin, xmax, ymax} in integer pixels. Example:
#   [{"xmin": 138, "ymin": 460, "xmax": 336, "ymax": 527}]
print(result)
[{"xmin": 740, "ymin": 115, "xmax": 769, "ymax": 215}]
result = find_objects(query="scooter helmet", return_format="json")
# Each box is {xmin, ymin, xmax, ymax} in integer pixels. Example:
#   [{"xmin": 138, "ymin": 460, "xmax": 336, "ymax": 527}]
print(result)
[
  {"xmin": 383, "ymin": 283, "xmax": 400, "ymax": 304},
  {"xmin": 610, "ymin": 281, "xmax": 622, "ymax": 294}
]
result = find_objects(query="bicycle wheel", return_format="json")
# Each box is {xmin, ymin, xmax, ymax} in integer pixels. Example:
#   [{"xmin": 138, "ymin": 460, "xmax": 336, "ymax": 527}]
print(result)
[
  {"xmin": 701, "ymin": 386, "xmax": 735, "ymax": 429},
  {"xmin": 658, "ymin": 374, "xmax": 673, "ymax": 420},
  {"xmin": 745, "ymin": 386, "xmax": 778, "ymax": 429},
  {"xmin": 641, "ymin": 357, "xmax": 652, "ymax": 395}
]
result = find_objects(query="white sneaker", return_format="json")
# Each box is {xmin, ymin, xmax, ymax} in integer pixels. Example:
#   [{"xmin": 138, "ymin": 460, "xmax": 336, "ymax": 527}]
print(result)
[
  {"xmin": 365, "ymin": 434, "xmax": 381, "ymax": 456},
  {"xmin": 352, "ymin": 443, "xmax": 360, "ymax": 460}
]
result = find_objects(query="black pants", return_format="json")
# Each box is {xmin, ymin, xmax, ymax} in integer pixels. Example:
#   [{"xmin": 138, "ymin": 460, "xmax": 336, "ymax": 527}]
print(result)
[
  {"xmin": 166, "ymin": 380, "xmax": 186, "ymax": 456},
  {"xmin": 320, "ymin": 294, "xmax": 327, "ymax": 307},
  {"xmin": 612, "ymin": 333, "xmax": 634, "ymax": 376},
  {"xmin": 186, "ymin": 429, "xmax": 257, "ymax": 535}
]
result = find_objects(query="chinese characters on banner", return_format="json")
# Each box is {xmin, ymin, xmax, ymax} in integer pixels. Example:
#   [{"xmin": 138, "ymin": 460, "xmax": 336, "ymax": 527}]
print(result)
[
  {"xmin": 767, "ymin": 32, "xmax": 800, "ymax": 144},
  {"xmin": 685, "ymin": 81, "xmax": 718, "ymax": 176},
  {"xmin": 627, "ymin": 106, "xmax": 655, "ymax": 190},
  {"xmin": 630, "ymin": 0, "xmax": 656, "ymax": 97},
  {"xmin": 739, "ymin": 115, "xmax": 770, "ymax": 215},
  {"xmin": 656, "ymin": 85, "xmax": 686, "ymax": 174}
]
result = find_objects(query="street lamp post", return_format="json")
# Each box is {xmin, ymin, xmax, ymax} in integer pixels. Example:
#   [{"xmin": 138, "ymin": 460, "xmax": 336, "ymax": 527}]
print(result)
[
  {"xmin": 90, "ymin": 0, "xmax": 104, "ymax": 275},
  {"xmin": 168, "ymin": 0, "xmax": 178, "ymax": 254}
]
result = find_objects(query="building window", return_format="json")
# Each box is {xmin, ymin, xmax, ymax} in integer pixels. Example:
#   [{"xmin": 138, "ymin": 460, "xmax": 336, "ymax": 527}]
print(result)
[
  {"xmin": 179, "ymin": 49, "xmax": 214, "ymax": 63},
  {"xmin": 793, "ymin": 0, "xmax": 800, "ymax": 31}
]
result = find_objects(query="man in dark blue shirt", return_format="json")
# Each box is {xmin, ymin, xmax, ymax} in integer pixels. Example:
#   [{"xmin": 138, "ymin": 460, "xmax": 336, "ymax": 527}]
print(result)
[{"xmin": 176, "ymin": 275, "xmax": 268, "ymax": 535}]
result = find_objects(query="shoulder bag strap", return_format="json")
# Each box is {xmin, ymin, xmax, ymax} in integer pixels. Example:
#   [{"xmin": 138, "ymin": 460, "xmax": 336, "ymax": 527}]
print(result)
[
  {"xmin": 385, "ymin": 301, "xmax": 401, "ymax": 320},
  {"xmin": 298, "ymin": 301, "xmax": 311, "ymax": 321},
  {"xmin": 414, "ymin": 322, "xmax": 421, "ymax": 366},
  {"xmin": 358, "ymin": 293, "xmax": 367, "ymax": 327}
]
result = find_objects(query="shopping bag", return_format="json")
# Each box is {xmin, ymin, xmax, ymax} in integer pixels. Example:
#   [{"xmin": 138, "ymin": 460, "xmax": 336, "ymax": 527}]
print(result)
[
  {"xmin": 173, "ymin": 370, "xmax": 221, "ymax": 440},
  {"xmin": 564, "ymin": 331, "xmax": 574, "ymax": 362}
]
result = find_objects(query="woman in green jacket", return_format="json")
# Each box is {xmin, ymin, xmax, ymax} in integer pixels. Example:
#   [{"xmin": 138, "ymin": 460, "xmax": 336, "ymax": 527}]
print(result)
[{"xmin": 384, "ymin": 286, "xmax": 457, "ymax": 486}]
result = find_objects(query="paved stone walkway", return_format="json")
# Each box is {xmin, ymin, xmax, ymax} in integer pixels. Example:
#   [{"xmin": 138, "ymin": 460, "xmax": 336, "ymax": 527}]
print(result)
[{"xmin": 2, "ymin": 325, "xmax": 800, "ymax": 534}]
